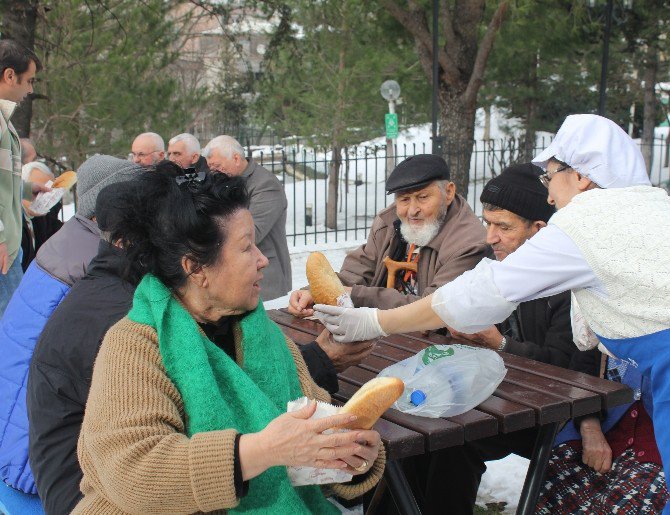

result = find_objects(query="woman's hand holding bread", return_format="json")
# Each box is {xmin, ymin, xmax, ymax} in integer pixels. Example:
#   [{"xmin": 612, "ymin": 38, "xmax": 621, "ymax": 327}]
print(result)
[
  {"xmin": 288, "ymin": 289, "xmax": 315, "ymax": 317},
  {"xmin": 238, "ymin": 400, "xmax": 380, "ymax": 481}
]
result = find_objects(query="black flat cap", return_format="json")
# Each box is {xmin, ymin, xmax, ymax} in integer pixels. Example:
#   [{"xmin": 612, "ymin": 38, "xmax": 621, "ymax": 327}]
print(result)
[{"xmin": 386, "ymin": 154, "xmax": 450, "ymax": 194}]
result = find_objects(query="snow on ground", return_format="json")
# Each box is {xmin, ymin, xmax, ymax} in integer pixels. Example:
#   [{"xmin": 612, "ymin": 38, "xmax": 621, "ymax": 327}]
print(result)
[{"xmin": 477, "ymin": 455, "xmax": 529, "ymax": 513}]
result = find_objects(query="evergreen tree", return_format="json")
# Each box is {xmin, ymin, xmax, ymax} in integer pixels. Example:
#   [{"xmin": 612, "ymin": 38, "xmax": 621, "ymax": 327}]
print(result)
[{"xmin": 30, "ymin": 0, "xmax": 196, "ymax": 167}]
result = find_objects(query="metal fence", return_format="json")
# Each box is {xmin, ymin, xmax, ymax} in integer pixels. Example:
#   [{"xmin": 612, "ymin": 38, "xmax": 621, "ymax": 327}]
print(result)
[{"xmin": 251, "ymin": 134, "xmax": 670, "ymax": 247}]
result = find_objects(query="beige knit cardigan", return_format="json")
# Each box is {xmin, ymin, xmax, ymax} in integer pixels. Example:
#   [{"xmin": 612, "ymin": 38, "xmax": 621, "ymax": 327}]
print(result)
[{"xmin": 73, "ymin": 317, "xmax": 385, "ymax": 514}]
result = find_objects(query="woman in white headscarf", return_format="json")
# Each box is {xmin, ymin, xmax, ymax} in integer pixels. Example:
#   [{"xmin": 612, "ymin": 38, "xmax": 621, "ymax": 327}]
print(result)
[{"xmin": 316, "ymin": 114, "xmax": 670, "ymax": 514}]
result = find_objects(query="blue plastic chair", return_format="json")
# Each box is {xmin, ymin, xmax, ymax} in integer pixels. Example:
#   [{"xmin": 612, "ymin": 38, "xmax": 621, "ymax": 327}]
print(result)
[{"xmin": 0, "ymin": 483, "xmax": 43, "ymax": 515}]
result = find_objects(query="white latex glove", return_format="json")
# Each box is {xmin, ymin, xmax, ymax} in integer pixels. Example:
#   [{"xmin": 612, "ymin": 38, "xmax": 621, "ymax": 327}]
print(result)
[{"xmin": 313, "ymin": 304, "xmax": 388, "ymax": 343}]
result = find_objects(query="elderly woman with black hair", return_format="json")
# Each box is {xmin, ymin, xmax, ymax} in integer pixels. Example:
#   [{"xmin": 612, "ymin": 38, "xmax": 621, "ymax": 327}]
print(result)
[{"xmin": 73, "ymin": 171, "xmax": 384, "ymax": 514}]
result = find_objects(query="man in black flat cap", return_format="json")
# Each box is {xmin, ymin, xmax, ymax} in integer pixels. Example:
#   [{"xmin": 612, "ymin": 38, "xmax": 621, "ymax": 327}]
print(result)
[
  {"xmin": 289, "ymin": 153, "xmax": 491, "ymax": 314},
  {"xmin": 399, "ymin": 163, "xmax": 600, "ymax": 515}
]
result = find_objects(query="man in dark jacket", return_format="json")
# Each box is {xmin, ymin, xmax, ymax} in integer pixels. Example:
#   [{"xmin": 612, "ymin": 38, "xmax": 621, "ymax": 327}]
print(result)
[
  {"xmin": 26, "ymin": 180, "xmax": 141, "ymax": 514},
  {"xmin": 400, "ymin": 163, "xmax": 601, "ymax": 515}
]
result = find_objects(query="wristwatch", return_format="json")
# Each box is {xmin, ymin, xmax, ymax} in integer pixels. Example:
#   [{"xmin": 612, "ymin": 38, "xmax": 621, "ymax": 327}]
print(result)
[{"xmin": 498, "ymin": 336, "xmax": 507, "ymax": 352}]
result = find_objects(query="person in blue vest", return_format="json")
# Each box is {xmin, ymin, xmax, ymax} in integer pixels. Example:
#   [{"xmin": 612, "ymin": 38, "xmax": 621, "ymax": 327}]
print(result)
[
  {"xmin": 0, "ymin": 155, "xmax": 141, "ymax": 509},
  {"xmin": 316, "ymin": 114, "xmax": 670, "ymax": 514}
]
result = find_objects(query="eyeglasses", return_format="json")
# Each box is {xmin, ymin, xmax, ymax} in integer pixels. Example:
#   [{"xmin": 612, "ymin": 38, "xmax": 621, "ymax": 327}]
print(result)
[
  {"xmin": 539, "ymin": 164, "xmax": 571, "ymax": 188},
  {"xmin": 129, "ymin": 150, "xmax": 160, "ymax": 160}
]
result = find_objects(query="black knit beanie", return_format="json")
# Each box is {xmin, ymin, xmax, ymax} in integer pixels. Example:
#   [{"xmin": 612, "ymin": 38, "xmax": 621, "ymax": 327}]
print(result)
[{"xmin": 480, "ymin": 163, "xmax": 555, "ymax": 223}]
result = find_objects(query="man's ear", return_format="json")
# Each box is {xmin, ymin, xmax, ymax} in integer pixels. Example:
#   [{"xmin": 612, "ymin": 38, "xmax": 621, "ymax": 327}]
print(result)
[
  {"xmin": 181, "ymin": 255, "xmax": 208, "ymax": 288},
  {"xmin": 531, "ymin": 220, "xmax": 547, "ymax": 235},
  {"xmin": 444, "ymin": 181, "xmax": 456, "ymax": 205},
  {"xmin": 575, "ymin": 173, "xmax": 595, "ymax": 192},
  {"xmin": 1, "ymin": 68, "xmax": 14, "ymax": 84}
]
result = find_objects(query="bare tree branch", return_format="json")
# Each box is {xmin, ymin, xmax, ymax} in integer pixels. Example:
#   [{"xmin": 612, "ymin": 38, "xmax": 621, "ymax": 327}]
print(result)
[
  {"xmin": 381, "ymin": 0, "xmax": 460, "ymax": 86},
  {"xmin": 464, "ymin": 0, "xmax": 508, "ymax": 107}
]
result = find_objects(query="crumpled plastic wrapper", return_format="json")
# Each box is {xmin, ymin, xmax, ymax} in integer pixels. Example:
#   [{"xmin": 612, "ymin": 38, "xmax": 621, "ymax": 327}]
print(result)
[
  {"xmin": 286, "ymin": 396, "xmax": 353, "ymax": 486},
  {"xmin": 335, "ymin": 292, "xmax": 354, "ymax": 308},
  {"xmin": 29, "ymin": 180, "xmax": 66, "ymax": 216},
  {"xmin": 305, "ymin": 292, "xmax": 354, "ymax": 324}
]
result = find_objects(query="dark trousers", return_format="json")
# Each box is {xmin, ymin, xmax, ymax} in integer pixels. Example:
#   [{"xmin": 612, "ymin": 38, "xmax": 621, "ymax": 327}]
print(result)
[{"xmin": 377, "ymin": 427, "xmax": 538, "ymax": 515}]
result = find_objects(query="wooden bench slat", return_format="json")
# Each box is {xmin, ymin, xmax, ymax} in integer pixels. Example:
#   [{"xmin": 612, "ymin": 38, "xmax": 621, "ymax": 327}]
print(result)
[
  {"xmin": 371, "ymin": 417, "xmax": 425, "ymax": 460},
  {"xmin": 502, "ymin": 367, "xmax": 601, "ymax": 418},
  {"xmin": 493, "ymin": 381, "xmax": 570, "ymax": 424},
  {"xmin": 475, "ymin": 396, "xmax": 536, "ymax": 433}
]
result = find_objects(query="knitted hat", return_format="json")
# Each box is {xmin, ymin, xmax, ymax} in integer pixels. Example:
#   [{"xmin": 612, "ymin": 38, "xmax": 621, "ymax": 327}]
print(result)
[
  {"xmin": 480, "ymin": 163, "xmax": 555, "ymax": 223},
  {"xmin": 386, "ymin": 154, "xmax": 450, "ymax": 194},
  {"xmin": 76, "ymin": 155, "xmax": 142, "ymax": 218}
]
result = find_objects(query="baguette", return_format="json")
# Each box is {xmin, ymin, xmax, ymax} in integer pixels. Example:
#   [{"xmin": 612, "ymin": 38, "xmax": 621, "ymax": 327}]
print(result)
[
  {"xmin": 52, "ymin": 170, "xmax": 77, "ymax": 190},
  {"xmin": 306, "ymin": 251, "xmax": 347, "ymax": 306},
  {"xmin": 338, "ymin": 376, "xmax": 404, "ymax": 429}
]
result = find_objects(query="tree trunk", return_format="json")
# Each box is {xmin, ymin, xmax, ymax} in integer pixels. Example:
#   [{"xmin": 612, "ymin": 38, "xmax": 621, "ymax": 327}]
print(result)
[
  {"xmin": 382, "ymin": 0, "xmax": 509, "ymax": 200},
  {"xmin": 0, "ymin": 0, "xmax": 39, "ymax": 137},
  {"xmin": 483, "ymin": 105, "xmax": 491, "ymax": 140},
  {"xmin": 326, "ymin": 146, "xmax": 341, "ymax": 230},
  {"xmin": 440, "ymin": 92, "xmax": 476, "ymax": 198},
  {"xmin": 641, "ymin": 45, "xmax": 658, "ymax": 175}
]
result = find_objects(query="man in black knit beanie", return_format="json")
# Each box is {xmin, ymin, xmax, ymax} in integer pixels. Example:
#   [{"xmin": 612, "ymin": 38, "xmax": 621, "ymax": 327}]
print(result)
[{"xmin": 397, "ymin": 163, "xmax": 601, "ymax": 515}]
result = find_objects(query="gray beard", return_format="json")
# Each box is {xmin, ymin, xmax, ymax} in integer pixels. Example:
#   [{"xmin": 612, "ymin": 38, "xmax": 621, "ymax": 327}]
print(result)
[{"xmin": 400, "ymin": 218, "xmax": 441, "ymax": 247}]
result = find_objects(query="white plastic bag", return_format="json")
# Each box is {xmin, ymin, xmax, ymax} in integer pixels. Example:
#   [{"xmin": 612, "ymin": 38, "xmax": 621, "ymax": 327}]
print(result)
[
  {"xmin": 379, "ymin": 344, "xmax": 507, "ymax": 418},
  {"xmin": 285, "ymin": 397, "xmax": 353, "ymax": 486}
]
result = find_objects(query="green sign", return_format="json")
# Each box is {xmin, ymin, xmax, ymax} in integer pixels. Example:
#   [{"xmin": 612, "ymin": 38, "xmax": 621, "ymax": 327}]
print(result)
[{"xmin": 385, "ymin": 113, "xmax": 399, "ymax": 139}]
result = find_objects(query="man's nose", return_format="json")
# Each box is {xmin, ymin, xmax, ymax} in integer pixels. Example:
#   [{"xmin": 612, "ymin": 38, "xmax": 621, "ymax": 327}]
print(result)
[
  {"xmin": 408, "ymin": 199, "xmax": 421, "ymax": 215},
  {"xmin": 486, "ymin": 226, "xmax": 499, "ymax": 245}
]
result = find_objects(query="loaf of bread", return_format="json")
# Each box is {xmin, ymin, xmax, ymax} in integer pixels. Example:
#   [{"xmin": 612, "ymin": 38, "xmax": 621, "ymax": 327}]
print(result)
[
  {"xmin": 52, "ymin": 170, "xmax": 77, "ymax": 190},
  {"xmin": 338, "ymin": 377, "xmax": 404, "ymax": 429},
  {"xmin": 306, "ymin": 251, "xmax": 347, "ymax": 306}
]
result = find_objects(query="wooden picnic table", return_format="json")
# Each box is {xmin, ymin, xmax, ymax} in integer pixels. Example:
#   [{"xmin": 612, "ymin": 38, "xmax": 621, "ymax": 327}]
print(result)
[{"xmin": 268, "ymin": 309, "xmax": 633, "ymax": 515}]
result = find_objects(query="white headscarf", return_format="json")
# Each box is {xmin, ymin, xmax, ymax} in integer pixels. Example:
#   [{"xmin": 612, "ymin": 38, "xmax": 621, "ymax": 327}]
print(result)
[
  {"xmin": 21, "ymin": 161, "xmax": 54, "ymax": 182},
  {"xmin": 532, "ymin": 114, "xmax": 650, "ymax": 189}
]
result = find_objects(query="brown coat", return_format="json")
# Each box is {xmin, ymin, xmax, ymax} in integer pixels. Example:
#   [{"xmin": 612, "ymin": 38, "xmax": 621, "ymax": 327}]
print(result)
[
  {"xmin": 74, "ymin": 318, "xmax": 384, "ymax": 514},
  {"xmin": 338, "ymin": 194, "xmax": 492, "ymax": 309}
]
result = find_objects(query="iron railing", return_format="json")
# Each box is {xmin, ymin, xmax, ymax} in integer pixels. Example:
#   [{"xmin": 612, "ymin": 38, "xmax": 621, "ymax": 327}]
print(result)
[{"xmin": 252, "ymin": 134, "xmax": 670, "ymax": 246}]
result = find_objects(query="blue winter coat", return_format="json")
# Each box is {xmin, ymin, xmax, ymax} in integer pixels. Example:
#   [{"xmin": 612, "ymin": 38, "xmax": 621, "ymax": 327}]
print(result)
[{"xmin": 0, "ymin": 215, "xmax": 100, "ymax": 494}]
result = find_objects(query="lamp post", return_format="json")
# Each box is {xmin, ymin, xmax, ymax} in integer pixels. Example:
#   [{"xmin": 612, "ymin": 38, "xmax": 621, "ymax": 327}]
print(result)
[
  {"xmin": 588, "ymin": 0, "xmax": 633, "ymax": 116},
  {"xmin": 431, "ymin": 0, "xmax": 442, "ymax": 155},
  {"xmin": 381, "ymin": 80, "xmax": 401, "ymax": 179}
]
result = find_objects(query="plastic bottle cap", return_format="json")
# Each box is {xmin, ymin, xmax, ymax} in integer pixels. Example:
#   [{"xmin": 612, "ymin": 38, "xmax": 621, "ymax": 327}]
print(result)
[{"xmin": 410, "ymin": 390, "xmax": 427, "ymax": 406}]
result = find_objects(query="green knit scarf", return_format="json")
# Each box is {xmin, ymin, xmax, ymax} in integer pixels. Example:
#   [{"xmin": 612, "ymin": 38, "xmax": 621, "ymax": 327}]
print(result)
[{"xmin": 128, "ymin": 274, "xmax": 338, "ymax": 514}]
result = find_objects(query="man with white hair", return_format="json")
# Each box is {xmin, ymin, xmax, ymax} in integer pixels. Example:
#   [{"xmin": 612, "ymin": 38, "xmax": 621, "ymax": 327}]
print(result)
[
  {"xmin": 130, "ymin": 132, "xmax": 165, "ymax": 167},
  {"xmin": 289, "ymin": 154, "xmax": 490, "ymax": 316},
  {"xmin": 167, "ymin": 133, "xmax": 208, "ymax": 173},
  {"xmin": 203, "ymin": 135, "xmax": 291, "ymax": 300},
  {"xmin": 21, "ymin": 160, "xmax": 53, "ymax": 184}
]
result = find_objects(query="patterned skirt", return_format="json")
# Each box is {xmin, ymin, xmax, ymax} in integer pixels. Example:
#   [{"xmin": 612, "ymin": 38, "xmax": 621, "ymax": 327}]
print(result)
[{"xmin": 535, "ymin": 444, "xmax": 669, "ymax": 514}]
